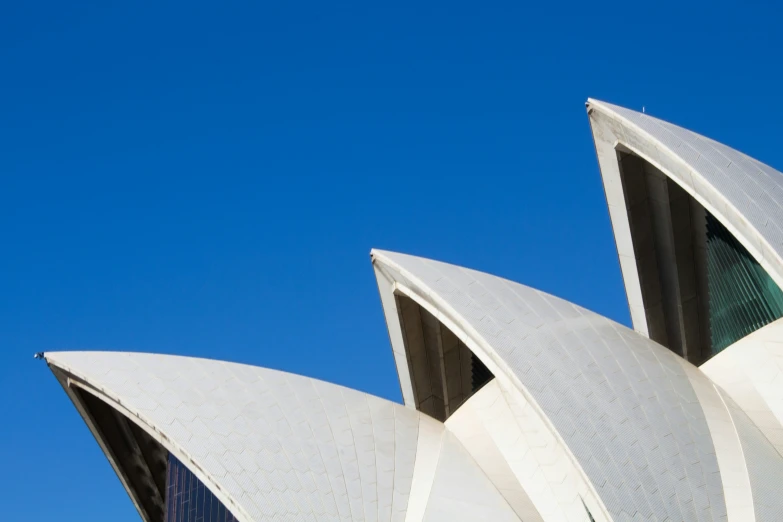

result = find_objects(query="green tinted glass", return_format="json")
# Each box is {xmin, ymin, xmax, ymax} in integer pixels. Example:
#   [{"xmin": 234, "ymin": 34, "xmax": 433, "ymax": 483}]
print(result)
[{"xmin": 706, "ymin": 212, "xmax": 783, "ymax": 354}]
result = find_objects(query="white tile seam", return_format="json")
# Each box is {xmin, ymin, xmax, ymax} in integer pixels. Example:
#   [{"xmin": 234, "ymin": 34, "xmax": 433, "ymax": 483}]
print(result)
[
  {"xmin": 468, "ymin": 266, "xmax": 663, "ymax": 519},
  {"xmin": 676, "ymin": 358, "xmax": 753, "ymax": 521},
  {"xmin": 313, "ymin": 378, "xmax": 356, "ymax": 521},
  {"xmin": 714, "ymin": 383, "xmax": 755, "ymax": 521},
  {"xmin": 364, "ymin": 392, "xmax": 380, "ymax": 522}
]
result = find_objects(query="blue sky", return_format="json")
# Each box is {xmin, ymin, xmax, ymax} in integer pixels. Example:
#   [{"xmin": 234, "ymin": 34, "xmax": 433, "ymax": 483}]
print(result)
[{"xmin": 3, "ymin": 1, "xmax": 783, "ymax": 520}]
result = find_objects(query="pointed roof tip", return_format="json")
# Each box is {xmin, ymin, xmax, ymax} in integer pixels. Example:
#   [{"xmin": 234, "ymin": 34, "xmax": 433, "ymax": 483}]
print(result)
[
  {"xmin": 371, "ymin": 248, "xmax": 409, "ymax": 263},
  {"xmin": 371, "ymin": 248, "xmax": 401, "ymax": 268},
  {"xmin": 585, "ymin": 99, "xmax": 664, "ymax": 127},
  {"xmin": 585, "ymin": 98, "xmax": 621, "ymax": 116},
  {"xmin": 586, "ymin": 98, "xmax": 621, "ymax": 112},
  {"xmin": 586, "ymin": 97, "xmax": 610, "ymax": 107},
  {"xmin": 371, "ymin": 248, "xmax": 431, "ymax": 264},
  {"xmin": 586, "ymin": 98, "xmax": 651, "ymax": 118},
  {"xmin": 38, "ymin": 351, "xmax": 75, "ymax": 367}
]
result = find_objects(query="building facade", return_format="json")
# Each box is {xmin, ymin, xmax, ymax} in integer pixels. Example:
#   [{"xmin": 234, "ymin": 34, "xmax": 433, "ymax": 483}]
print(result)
[{"xmin": 45, "ymin": 101, "xmax": 783, "ymax": 521}]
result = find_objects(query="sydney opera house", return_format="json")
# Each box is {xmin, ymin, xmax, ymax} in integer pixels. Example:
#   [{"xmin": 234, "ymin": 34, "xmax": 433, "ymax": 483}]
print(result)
[{"xmin": 44, "ymin": 100, "xmax": 783, "ymax": 521}]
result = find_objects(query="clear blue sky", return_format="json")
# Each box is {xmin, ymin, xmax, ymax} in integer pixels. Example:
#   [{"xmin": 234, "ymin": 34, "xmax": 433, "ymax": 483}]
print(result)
[{"xmin": 3, "ymin": 1, "xmax": 782, "ymax": 520}]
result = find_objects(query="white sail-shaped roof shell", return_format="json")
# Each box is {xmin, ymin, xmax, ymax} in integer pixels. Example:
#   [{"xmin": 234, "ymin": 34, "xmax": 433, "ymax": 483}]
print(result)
[
  {"xmin": 372, "ymin": 249, "xmax": 783, "ymax": 521},
  {"xmin": 587, "ymin": 100, "xmax": 783, "ymax": 510},
  {"xmin": 587, "ymin": 99, "xmax": 783, "ymax": 339},
  {"xmin": 46, "ymin": 351, "xmax": 525, "ymax": 522}
]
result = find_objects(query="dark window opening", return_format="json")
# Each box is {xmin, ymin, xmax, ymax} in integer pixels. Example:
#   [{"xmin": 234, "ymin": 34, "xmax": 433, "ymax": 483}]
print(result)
[
  {"xmin": 68, "ymin": 384, "xmax": 239, "ymax": 522},
  {"xmin": 471, "ymin": 352, "xmax": 493, "ymax": 392},
  {"xmin": 617, "ymin": 149, "xmax": 783, "ymax": 363},
  {"xmin": 72, "ymin": 386, "xmax": 168, "ymax": 522},
  {"xmin": 395, "ymin": 294, "xmax": 495, "ymax": 421}
]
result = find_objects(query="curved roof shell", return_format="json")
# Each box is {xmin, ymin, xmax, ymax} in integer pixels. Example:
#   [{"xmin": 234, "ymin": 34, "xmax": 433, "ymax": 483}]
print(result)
[
  {"xmin": 45, "ymin": 351, "xmax": 524, "ymax": 522},
  {"xmin": 589, "ymin": 99, "xmax": 783, "ymax": 281},
  {"xmin": 587, "ymin": 101, "xmax": 783, "ymax": 466},
  {"xmin": 372, "ymin": 249, "xmax": 783, "ymax": 521},
  {"xmin": 587, "ymin": 99, "xmax": 783, "ymax": 348}
]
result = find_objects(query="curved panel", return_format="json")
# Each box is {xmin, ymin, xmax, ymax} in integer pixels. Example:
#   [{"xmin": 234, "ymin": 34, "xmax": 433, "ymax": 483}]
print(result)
[
  {"xmin": 676, "ymin": 359, "xmax": 755, "ymax": 521},
  {"xmin": 45, "ymin": 351, "xmax": 526, "ymax": 522},
  {"xmin": 47, "ymin": 351, "xmax": 424, "ymax": 522},
  {"xmin": 446, "ymin": 379, "xmax": 594, "ymax": 522},
  {"xmin": 588, "ymin": 99, "xmax": 783, "ymax": 362},
  {"xmin": 719, "ymin": 389, "xmax": 783, "ymax": 520},
  {"xmin": 47, "ymin": 352, "xmax": 428, "ymax": 521},
  {"xmin": 701, "ymin": 317, "xmax": 783, "ymax": 455},
  {"xmin": 589, "ymin": 99, "xmax": 783, "ymax": 286},
  {"xmin": 372, "ymin": 249, "xmax": 727, "ymax": 522}
]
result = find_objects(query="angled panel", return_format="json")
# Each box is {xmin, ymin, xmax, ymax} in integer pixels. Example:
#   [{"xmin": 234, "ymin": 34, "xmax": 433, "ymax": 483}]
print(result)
[
  {"xmin": 677, "ymin": 359, "xmax": 755, "ymax": 521},
  {"xmin": 446, "ymin": 380, "xmax": 586, "ymax": 522},
  {"xmin": 719, "ymin": 389, "xmax": 783, "ymax": 520},
  {"xmin": 421, "ymin": 431, "xmax": 522, "ymax": 522}
]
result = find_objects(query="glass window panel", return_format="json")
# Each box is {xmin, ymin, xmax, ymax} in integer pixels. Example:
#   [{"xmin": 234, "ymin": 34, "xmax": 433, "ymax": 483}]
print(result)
[
  {"xmin": 706, "ymin": 211, "xmax": 783, "ymax": 353},
  {"xmin": 164, "ymin": 454, "xmax": 239, "ymax": 522},
  {"xmin": 210, "ymin": 489, "xmax": 220, "ymax": 522}
]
